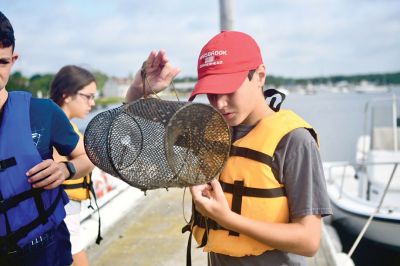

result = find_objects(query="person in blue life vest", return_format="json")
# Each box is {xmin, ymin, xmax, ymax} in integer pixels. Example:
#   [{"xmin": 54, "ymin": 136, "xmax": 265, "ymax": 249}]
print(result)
[
  {"xmin": 50, "ymin": 65, "xmax": 98, "ymax": 266},
  {"xmin": 125, "ymin": 31, "xmax": 332, "ymax": 266},
  {"xmin": 0, "ymin": 11, "xmax": 93, "ymax": 266}
]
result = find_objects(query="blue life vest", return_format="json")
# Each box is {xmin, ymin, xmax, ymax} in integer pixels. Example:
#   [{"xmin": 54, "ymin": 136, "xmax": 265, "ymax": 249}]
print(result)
[{"xmin": 0, "ymin": 91, "xmax": 67, "ymax": 247}]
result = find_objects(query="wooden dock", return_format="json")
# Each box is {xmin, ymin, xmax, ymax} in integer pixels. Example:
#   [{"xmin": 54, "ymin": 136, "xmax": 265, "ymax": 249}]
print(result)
[{"xmin": 86, "ymin": 187, "xmax": 339, "ymax": 266}]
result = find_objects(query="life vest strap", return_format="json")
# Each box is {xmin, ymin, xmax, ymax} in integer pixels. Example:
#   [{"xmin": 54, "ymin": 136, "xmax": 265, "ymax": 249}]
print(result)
[
  {"xmin": 0, "ymin": 157, "xmax": 16, "ymax": 171},
  {"xmin": 192, "ymin": 208, "xmax": 224, "ymax": 233},
  {"xmin": 0, "ymin": 188, "xmax": 44, "ymax": 213},
  {"xmin": 185, "ymin": 225, "xmax": 194, "ymax": 266},
  {"xmin": 219, "ymin": 180, "xmax": 286, "ymax": 198},
  {"xmin": 62, "ymin": 182, "xmax": 88, "ymax": 190},
  {"xmin": 32, "ymin": 189, "xmax": 47, "ymax": 225},
  {"xmin": 229, "ymin": 180, "xmax": 244, "ymax": 236},
  {"xmin": 191, "ymin": 181, "xmax": 287, "ymax": 240},
  {"xmin": 0, "ymin": 188, "xmax": 63, "ymax": 246},
  {"xmin": 230, "ymin": 146, "xmax": 273, "ymax": 166},
  {"xmin": 88, "ymin": 179, "xmax": 103, "ymax": 245}
]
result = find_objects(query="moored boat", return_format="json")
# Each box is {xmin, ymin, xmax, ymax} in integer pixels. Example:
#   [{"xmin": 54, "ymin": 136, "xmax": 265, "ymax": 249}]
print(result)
[{"xmin": 324, "ymin": 94, "xmax": 400, "ymax": 252}]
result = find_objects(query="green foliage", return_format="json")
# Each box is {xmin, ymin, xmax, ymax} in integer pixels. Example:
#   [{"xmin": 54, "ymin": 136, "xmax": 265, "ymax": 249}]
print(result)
[
  {"xmin": 29, "ymin": 74, "xmax": 54, "ymax": 97},
  {"xmin": 174, "ymin": 76, "xmax": 197, "ymax": 82},
  {"xmin": 95, "ymin": 96, "xmax": 123, "ymax": 106},
  {"xmin": 7, "ymin": 71, "xmax": 29, "ymax": 92},
  {"xmin": 7, "ymin": 72, "xmax": 54, "ymax": 97},
  {"xmin": 93, "ymin": 71, "xmax": 108, "ymax": 94},
  {"xmin": 7, "ymin": 70, "xmax": 108, "ymax": 98}
]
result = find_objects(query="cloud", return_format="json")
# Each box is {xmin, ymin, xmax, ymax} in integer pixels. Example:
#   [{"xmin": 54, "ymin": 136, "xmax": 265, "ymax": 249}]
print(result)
[{"xmin": 3, "ymin": 0, "xmax": 400, "ymax": 78}]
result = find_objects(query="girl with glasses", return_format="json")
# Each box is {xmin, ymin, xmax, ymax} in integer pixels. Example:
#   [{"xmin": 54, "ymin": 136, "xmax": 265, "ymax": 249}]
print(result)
[{"xmin": 50, "ymin": 65, "xmax": 97, "ymax": 266}]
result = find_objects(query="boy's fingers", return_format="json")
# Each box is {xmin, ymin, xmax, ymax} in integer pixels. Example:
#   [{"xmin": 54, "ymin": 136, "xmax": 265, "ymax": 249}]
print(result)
[
  {"xmin": 152, "ymin": 50, "xmax": 163, "ymax": 68},
  {"xmin": 43, "ymin": 178, "xmax": 63, "ymax": 190},
  {"xmin": 209, "ymin": 179, "xmax": 225, "ymax": 201},
  {"xmin": 26, "ymin": 160, "xmax": 50, "ymax": 177},
  {"xmin": 145, "ymin": 50, "xmax": 157, "ymax": 68},
  {"xmin": 158, "ymin": 49, "xmax": 168, "ymax": 65}
]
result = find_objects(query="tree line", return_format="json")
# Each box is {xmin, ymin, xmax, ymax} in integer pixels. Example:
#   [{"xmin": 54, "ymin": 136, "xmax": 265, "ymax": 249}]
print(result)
[
  {"xmin": 174, "ymin": 71, "xmax": 400, "ymax": 87},
  {"xmin": 7, "ymin": 71, "xmax": 108, "ymax": 97},
  {"xmin": 7, "ymin": 70, "xmax": 400, "ymax": 97}
]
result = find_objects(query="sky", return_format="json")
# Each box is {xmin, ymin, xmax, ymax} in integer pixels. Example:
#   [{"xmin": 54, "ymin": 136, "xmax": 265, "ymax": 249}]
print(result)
[{"xmin": 2, "ymin": 0, "xmax": 400, "ymax": 78}]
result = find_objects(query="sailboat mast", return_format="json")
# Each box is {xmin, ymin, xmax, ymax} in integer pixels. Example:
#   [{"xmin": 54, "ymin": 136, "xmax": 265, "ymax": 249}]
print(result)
[{"xmin": 219, "ymin": 0, "xmax": 234, "ymax": 31}]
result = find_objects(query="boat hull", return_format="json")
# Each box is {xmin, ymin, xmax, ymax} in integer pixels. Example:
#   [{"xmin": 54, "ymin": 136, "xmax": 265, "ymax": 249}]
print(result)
[{"xmin": 330, "ymin": 200, "xmax": 400, "ymax": 251}]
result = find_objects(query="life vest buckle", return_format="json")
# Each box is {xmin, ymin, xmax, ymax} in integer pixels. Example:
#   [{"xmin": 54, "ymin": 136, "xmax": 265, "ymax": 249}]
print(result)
[{"xmin": 0, "ymin": 157, "xmax": 17, "ymax": 171}]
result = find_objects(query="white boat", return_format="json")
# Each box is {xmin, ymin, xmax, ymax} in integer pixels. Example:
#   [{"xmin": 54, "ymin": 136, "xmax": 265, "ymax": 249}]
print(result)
[{"xmin": 324, "ymin": 94, "xmax": 400, "ymax": 252}]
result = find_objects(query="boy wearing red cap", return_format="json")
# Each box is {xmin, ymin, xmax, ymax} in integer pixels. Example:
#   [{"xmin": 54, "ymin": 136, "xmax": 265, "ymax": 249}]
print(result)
[{"xmin": 126, "ymin": 31, "xmax": 332, "ymax": 266}]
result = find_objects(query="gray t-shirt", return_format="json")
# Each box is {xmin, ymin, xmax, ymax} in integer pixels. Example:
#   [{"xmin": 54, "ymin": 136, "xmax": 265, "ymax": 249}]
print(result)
[{"xmin": 210, "ymin": 125, "xmax": 332, "ymax": 266}]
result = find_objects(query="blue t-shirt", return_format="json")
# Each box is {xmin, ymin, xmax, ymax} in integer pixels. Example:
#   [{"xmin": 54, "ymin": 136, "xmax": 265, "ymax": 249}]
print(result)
[
  {"xmin": 29, "ymin": 98, "xmax": 77, "ymax": 264},
  {"xmin": 29, "ymin": 98, "xmax": 79, "ymax": 159}
]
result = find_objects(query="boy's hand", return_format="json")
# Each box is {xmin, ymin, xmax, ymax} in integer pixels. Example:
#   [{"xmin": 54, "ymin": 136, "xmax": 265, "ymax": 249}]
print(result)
[
  {"xmin": 125, "ymin": 50, "xmax": 180, "ymax": 102},
  {"xmin": 27, "ymin": 159, "xmax": 68, "ymax": 190},
  {"xmin": 190, "ymin": 179, "xmax": 231, "ymax": 223}
]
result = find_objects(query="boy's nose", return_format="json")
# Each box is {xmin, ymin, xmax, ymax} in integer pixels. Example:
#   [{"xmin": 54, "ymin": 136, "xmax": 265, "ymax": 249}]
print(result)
[{"xmin": 215, "ymin": 94, "xmax": 228, "ymax": 110}]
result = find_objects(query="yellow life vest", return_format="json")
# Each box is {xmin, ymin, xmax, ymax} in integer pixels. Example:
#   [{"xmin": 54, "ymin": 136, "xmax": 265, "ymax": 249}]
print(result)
[
  {"xmin": 191, "ymin": 110, "xmax": 318, "ymax": 257},
  {"xmin": 54, "ymin": 122, "xmax": 91, "ymax": 201}
]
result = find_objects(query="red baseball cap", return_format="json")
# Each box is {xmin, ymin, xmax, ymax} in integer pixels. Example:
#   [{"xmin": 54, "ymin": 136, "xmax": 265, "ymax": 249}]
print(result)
[{"xmin": 189, "ymin": 31, "xmax": 263, "ymax": 101}]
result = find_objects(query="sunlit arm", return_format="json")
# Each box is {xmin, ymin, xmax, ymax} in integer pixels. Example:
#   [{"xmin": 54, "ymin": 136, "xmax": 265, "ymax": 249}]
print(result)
[
  {"xmin": 191, "ymin": 179, "xmax": 322, "ymax": 257},
  {"xmin": 66, "ymin": 138, "xmax": 94, "ymax": 179},
  {"xmin": 27, "ymin": 138, "xmax": 94, "ymax": 190}
]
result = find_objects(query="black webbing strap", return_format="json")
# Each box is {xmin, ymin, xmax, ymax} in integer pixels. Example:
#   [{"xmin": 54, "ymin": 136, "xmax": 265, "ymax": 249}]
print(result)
[
  {"xmin": 0, "ymin": 188, "xmax": 63, "ymax": 246},
  {"xmin": 61, "ymin": 182, "xmax": 88, "ymax": 190},
  {"xmin": 0, "ymin": 157, "xmax": 16, "ymax": 171},
  {"xmin": 182, "ymin": 202, "xmax": 196, "ymax": 266},
  {"xmin": 230, "ymin": 146, "xmax": 274, "ymax": 167},
  {"xmin": 191, "ymin": 181, "xmax": 286, "ymax": 238},
  {"xmin": 182, "ymin": 201, "xmax": 218, "ymax": 266},
  {"xmin": 219, "ymin": 180, "xmax": 286, "ymax": 198},
  {"xmin": 185, "ymin": 227, "xmax": 193, "ymax": 266},
  {"xmin": 0, "ymin": 188, "xmax": 44, "ymax": 213},
  {"xmin": 0, "ymin": 191, "xmax": 12, "ymax": 238},
  {"xmin": 62, "ymin": 173, "xmax": 90, "ymax": 191},
  {"xmin": 88, "ymin": 178, "xmax": 103, "ymax": 244},
  {"xmin": 183, "ymin": 211, "xmax": 212, "ymax": 266},
  {"xmin": 32, "ymin": 188, "xmax": 47, "ymax": 225},
  {"xmin": 229, "ymin": 180, "xmax": 244, "ymax": 236},
  {"xmin": 191, "ymin": 208, "xmax": 224, "ymax": 235}
]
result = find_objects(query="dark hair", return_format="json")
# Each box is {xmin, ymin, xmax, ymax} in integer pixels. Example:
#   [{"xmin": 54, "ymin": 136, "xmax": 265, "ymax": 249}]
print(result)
[
  {"xmin": 0, "ymin": 11, "xmax": 15, "ymax": 51},
  {"xmin": 248, "ymin": 69, "xmax": 256, "ymax": 81},
  {"xmin": 50, "ymin": 65, "xmax": 96, "ymax": 106}
]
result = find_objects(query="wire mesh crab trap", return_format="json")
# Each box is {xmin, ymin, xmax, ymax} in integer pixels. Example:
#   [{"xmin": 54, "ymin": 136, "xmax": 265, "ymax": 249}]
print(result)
[{"xmin": 84, "ymin": 98, "xmax": 231, "ymax": 191}]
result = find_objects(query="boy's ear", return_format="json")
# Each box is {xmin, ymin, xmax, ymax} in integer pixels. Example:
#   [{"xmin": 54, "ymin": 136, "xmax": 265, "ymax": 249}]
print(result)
[
  {"xmin": 256, "ymin": 64, "xmax": 267, "ymax": 84},
  {"xmin": 11, "ymin": 53, "xmax": 19, "ymax": 64}
]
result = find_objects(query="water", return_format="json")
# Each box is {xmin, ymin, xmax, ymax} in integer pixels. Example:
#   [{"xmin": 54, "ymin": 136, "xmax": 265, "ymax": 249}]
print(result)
[
  {"xmin": 72, "ymin": 103, "xmax": 121, "ymax": 132},
  {"xmin": 332, "ymin": 220, "xmax": 400, "ymax": 266},
  {"xmin": 76, "ymin": 90, "xmax": 400, "ymax": 265},
  {"xmin": 283, "ymin": 91, "xmax": 393, "ymax": 162}
]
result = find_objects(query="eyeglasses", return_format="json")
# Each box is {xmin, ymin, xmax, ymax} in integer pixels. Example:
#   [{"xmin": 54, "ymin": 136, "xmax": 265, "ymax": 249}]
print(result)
[{"xmin": 77, "ymin": 92, "xmax": 96, "ymax": 102}]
